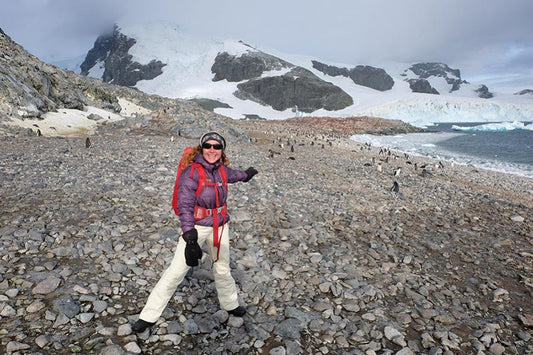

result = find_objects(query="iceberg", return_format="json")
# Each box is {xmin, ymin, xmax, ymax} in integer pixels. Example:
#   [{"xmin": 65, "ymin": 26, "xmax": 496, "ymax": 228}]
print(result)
[{"xmin": 451, "ymin": 121, "xmax": 533, "ymax": 132}]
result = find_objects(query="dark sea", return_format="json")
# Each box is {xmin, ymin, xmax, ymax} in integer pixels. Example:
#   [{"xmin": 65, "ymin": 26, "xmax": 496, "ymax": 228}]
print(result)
[{"xmin": 351, "ymin": 121, "xmax": 533, "ymax": 178}]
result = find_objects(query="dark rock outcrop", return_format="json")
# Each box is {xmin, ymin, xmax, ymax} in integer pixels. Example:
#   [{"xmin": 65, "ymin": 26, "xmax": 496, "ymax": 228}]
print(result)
[
  {"xmin": 188, "ymin": 98, "xmax": 232, "ymax": 112},
  {"xmin": 407, "ymin": 79, "xmax": 439, "ymax": 95},
  {"xmin": 348, "ymin": 66, "xmax": 394, "ymax": 91},
  {"xmin": 234, "ymin": 67, "xmax": 353, "ymax": 112},
  {"xmin": 407, "ymin": 63, "xmax": 467, "ymax": 92},
  {"xmin": 211, "ymin": 50, "xmax": 292, "ymax": 82},
  {"xmin": 312, "ymin": 61, "xmax": 394, "ymax": 91},
  {"xmin": 80, "ymin": 33, "xmax": 113, "ymax": 76},
  {"xmin": 514, "ymin": 89, "xmax": 533, "ymax": 96},
  {"xmin": 81, "ymin": 26, "xmax": 166, "ymax": 87},
  {"xmin": 311, "ymin": 61, "xmax": 350, "ymax": 77},
  {"xmin": 475, "ymin": 84, "xmax": 494, "ymax": 99}
]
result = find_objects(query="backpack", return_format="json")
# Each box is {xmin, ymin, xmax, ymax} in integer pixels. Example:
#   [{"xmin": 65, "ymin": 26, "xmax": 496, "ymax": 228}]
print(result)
[{"xmin": 171, "ymin": 147, "xmax": 228, "ymax": 216}]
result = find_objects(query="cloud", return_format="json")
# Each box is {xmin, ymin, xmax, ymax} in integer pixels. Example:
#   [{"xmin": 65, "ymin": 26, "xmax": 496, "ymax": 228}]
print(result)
[{"xmin": 1, "ymin": 0, "xmax": 532, "ymax": 87}]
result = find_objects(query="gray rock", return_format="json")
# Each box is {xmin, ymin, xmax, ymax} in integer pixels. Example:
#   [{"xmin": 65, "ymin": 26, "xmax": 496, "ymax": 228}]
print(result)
[
  {"xmin": 32, "ymin": 276, "xmax": 61, "ymax": 294},
  {"xmin": 184, "ymin": 319, "xmax": 199, "ymax": 334},
  {"xmin": 196, "ymin": 316, "xmax": 219, "ymax": 333},
  {"xmin": 123, "ymin": 341, "xmax": 142, "ymax": 354},
  {"xmin": 53, "ymin": 296, "xmax": 80, "ymax": 318},
  {"xmin": 273, "ymin": 318, "xmax": 302, "ymax": 340},
  {"xmin": 6, "ymin": 341, "xmax": 31, "ymax": 352},
  {"xmin": 99, "ymin": 344, "xmax": 125, "ymax": 355}
]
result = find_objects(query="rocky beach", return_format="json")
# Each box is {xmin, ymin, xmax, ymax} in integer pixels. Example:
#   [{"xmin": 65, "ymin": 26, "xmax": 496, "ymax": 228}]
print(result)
[{"xmin": 1, "ymin": 119, "xmax": 532, "ymax": 355}]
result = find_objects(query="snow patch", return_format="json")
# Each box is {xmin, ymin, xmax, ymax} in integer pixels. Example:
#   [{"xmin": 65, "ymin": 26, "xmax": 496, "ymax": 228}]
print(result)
[{"xmin": 6, "ymin": 107, "xmax": 123, "ymax": 136}]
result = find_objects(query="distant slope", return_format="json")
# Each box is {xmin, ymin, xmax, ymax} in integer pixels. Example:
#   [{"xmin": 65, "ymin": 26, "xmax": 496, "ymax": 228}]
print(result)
[{"xmin": 78, "ymin": 22, "xmax": 533, "ymax": 125}]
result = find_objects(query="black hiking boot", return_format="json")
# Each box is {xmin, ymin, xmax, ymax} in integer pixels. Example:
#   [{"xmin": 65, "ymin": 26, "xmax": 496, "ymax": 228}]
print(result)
[
  {"xmin": 228, "ymin": 306, "xmax": 246, "ymax": 317},
  {"xmin": 132, "ymin": 319, "xmax": 155, "ymax": 333}
]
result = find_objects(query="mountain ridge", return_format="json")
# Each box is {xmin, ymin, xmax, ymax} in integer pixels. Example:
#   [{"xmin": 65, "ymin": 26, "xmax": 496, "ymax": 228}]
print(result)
[
  {"xmin": 0, "ymin": 27, "xmax": 419, "ymax": 139},
  {"xmin": 77, "ymin": 22, "xmax": 533, "ymax": 124}
]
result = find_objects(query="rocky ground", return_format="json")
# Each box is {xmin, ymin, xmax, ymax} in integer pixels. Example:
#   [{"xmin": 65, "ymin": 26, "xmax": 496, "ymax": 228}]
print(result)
[{"xmin": 1, "ymin": 119, "xmax": 532, "ymax": 354}]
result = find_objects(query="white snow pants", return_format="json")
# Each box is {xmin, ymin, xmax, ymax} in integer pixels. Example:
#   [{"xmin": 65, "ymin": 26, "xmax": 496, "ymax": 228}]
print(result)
[{"xmin": 138, "ymin": 224, "xmax": 239, "ymax": 323}]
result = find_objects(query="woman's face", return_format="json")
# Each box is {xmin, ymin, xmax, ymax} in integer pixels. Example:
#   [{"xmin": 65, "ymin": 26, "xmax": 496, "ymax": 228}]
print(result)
[{"xmin": 202, "ymin": 139, "xmax": 223, "ymax": 164}]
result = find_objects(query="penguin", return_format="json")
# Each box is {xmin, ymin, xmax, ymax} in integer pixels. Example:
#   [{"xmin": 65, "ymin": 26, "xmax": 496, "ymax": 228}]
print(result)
[
  {"xmin": 393, "ymin": 167, "xmax": 402, "ymax": 177},
  {"xmin": 391, "ymin": 181, "xmax": 400, "ymax": 193},
  {"xmin": 421, "ymin": 169, "xmax": 433, "ymax": 178},
  {"xmin": 85, "ymin": 137, "xmax": 91, "ymax": 148}
]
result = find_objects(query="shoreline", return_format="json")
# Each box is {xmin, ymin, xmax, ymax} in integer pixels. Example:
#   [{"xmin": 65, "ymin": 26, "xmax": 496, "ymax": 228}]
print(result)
[{"xmin": 350, "ymin": 132, "xmax": 533, "ymax": 180}]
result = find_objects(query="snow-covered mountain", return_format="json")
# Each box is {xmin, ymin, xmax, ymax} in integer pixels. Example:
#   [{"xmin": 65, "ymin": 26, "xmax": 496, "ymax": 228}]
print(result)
[{"xmin": 78, "ymin": 22, "xmax": 533, "ymax": 127}]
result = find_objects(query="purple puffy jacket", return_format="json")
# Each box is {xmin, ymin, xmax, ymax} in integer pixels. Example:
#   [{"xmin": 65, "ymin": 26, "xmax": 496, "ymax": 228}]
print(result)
[{"xmin": 177, "ymin": 153, "xmax": 248, "ymax": 233}]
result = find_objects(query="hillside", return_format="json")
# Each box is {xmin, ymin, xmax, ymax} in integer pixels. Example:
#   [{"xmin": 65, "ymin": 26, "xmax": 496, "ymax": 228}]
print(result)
[{"xmin": 0, "ymin": 28, "xmax": 244, "ymax": 140}]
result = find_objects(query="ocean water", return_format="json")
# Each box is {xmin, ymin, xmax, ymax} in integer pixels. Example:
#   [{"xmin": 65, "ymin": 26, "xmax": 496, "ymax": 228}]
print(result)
[{"xmin": 351, "ymin": 121, "xmax": 533, "ymax": 178}]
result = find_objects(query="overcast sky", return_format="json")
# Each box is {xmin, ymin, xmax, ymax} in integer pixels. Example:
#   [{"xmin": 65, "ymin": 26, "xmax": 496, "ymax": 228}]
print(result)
[{"xmin": 2, "ymin": 0, "xmax": 532, "ymax": 89}]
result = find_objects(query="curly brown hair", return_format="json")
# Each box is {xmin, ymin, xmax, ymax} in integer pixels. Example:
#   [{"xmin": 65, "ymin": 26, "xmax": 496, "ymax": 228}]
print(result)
[{"xmin": 180, "ymin": 145, "xmax": 230, "ymax": 169}]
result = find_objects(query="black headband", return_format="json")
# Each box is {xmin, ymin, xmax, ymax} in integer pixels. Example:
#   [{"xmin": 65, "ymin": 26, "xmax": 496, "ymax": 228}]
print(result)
[{"xmin": 200, "ymin": 131, "xmax": 226, "ymax": 150}]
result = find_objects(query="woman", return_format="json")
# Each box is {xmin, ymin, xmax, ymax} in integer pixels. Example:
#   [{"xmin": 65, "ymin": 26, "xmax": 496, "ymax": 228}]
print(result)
[{"xmin": 132, "ymin": 131, "xmax": 258, "ymax": 333}]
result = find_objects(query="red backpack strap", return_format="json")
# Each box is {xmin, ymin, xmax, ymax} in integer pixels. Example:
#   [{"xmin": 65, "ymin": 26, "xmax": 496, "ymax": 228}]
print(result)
[
  {"xmin": 211, "ymin": 165, "xmax": 228, "ymax": 262},
  {"xmin": 171, "ymin": 166, "xmax": 180, "ymax": 215},
  {"xmin": 191, "ymin": 162, "xmax": 206, "ymax": 198},
  {"xmin": 219, "ymin": 165, "xmax": 228, "ymax": 191}
]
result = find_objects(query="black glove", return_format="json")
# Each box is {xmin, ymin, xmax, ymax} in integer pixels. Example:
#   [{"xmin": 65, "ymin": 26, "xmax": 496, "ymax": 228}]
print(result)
[
  {"xmin": 244, "ymin": 167, "xmax": 258, "ymax": 182},
  {"xmin": 183, "ymin": 229, "xmax": 202, "ymax": 267}
]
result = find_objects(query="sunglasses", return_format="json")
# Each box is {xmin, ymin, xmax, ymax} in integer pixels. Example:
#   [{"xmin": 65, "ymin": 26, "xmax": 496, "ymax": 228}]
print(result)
[{"xmin": 202, "ymin": 143, "xmax": 223, "ymax": 150}]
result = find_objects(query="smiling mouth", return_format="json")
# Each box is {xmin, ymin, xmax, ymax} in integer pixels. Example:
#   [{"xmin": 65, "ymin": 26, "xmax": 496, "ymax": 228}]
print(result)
[{"xmin": 205, "ymin": 153, "xmax": 219, "ymax": 160}]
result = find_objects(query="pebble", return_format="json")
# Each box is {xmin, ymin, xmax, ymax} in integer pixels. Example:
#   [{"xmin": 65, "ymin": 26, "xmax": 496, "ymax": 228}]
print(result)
[
  {"xmin": 31, "ymin": 276, "xmax": 61, "ymax": 294},
  {"xmin": 124, "ymin": 341, "xmax": 142, "ymax": 354},
  {"xmin": 1, "ymin": 129, "xmax": 532, "ymax": 354},
  {"xmin": 6, "ymin": 341, "xmax": 30, "ymax": 352}
]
